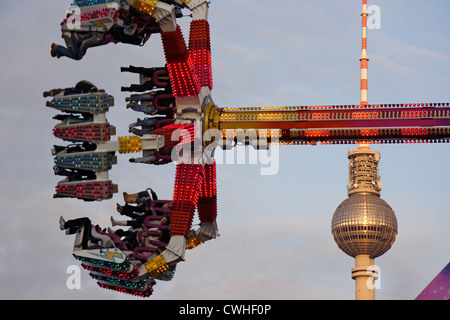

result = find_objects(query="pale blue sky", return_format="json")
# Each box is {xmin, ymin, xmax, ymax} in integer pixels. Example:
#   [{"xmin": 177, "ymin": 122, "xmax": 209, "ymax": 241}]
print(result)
[{"xmin": 0, "ymin": 0, "xmax": 448, "ymax": 299}]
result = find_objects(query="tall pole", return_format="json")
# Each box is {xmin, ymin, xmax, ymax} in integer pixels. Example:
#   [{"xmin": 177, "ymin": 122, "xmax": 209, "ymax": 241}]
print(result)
[
  {"xmin": 356, "ymin": 3, "xmax": 376, "ymax": 300},
  {"xmin": 352, "ymin": 255, "xmax": 378, "ymax": 300},
  {"xmin": 360, "ymin": 0, "xmax": 369, "ymax": 107}
]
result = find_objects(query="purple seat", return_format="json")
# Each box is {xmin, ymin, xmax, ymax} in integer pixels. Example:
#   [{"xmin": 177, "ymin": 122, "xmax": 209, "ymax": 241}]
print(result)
[
  {"xmin": 96, "ymin": 229, "xmax": 128, "ymax": 250},
  {"xmin": 152, "ymin": 93, "xmax": 174, "ymax": 111},
  {"xmin": 133, "ymin": 246, "xmax": 159, "ymax": 261},
  {"xmin": 150, "ymin": 200, "xmax": 172, "ymax": 214},
  {"xmin": 152, "ymin": 69, "xmax": 170, "ymax": 88},
  {"xmin": 143, "ymin": 216, "xmax": 170, "ymax": 230}
]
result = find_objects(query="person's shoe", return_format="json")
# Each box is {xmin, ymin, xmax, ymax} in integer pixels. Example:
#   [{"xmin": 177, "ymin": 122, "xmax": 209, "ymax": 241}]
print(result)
[
  {"xmin": 123, "ymin": 192, "xmax": 138, "ymax": 203},
  {"xmin": 59, "ymin": 216, "xmax": 66, "ymax": 230},
  {"xmin": 110, "ymin": 216, "xmax": 118, "ymax": 226},
  {"xmin": 50, "ymin": 43, "xmax": 58, "ymax": 58},
  {"xmin": 116, "ymin": 203, "xmax": 123, "ymax": 215},
  {"xmin": 129, "ymin": 158, "xmax": 136, "ymax": 163}
]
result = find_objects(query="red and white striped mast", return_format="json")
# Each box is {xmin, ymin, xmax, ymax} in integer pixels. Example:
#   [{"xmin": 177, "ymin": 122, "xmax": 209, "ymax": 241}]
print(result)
[
  {"xmin": 360, "ymin": 0, "xmax": 369, "ymax": 107},
  {"xmin": 358, "ymin": 0, "xmax": 370, "ymax": 149}
]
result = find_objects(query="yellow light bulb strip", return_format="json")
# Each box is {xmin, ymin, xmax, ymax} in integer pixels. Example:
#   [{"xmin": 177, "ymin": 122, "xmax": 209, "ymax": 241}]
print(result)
[
  {"xmin": 118, "ymin": 136, "xmax": 142, "ymax": 154},
  {"xmin": 131, "ymin": 0, "xmax": 158, "ymax": 15},
  {"xmin": 186, "ymin": 236, "xmax": 204, "ymax": 250},
  {"xmin": 144, "ymin": 254, "xmax": 169, "ymax": 277}
]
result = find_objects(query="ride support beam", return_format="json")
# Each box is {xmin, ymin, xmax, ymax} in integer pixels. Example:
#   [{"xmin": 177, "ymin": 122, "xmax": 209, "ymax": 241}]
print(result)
[
  {"xmin": 185, "ymin": 0, "xmax": 209, "ymax": 20},
  {"xmin": 161, "ymin": 25, "xmax": 201, "ymax": 98},
  {"xmin": 189, "ymin": 19, "xmax": 212, "ymax": 90},
  {"xmin": 197, "ymin": 161, "xmax": 217, "ymax": 223},
  {"xmin": 206, "ymin": 103, "xmax": 450, "ymax": 145},
  {"xmin": 170, "ymin": 163, "xmax": 205, "ymax": 239}
]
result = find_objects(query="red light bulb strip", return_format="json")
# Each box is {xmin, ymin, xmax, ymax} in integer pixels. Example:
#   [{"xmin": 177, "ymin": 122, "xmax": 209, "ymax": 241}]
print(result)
[
  {"xmin": 170, "ymin": 163, "xmax": 205, "ymax": 239},
  {"xmin": 55, "ymin": 181, "xmax": 115, "ymax": 200},
  {"xmin": 81, "ymin": 264, "xmax": 139, "ymax": 280},
  {"xmin": 161, "ymin": 25, "xmax": 201, "ymax": 98},
  {"xmin": 53, "ymin": 123, "xmax": 112, "ymax": 142},
  {"xmin": 280, "ymin": 127, "xmax": 450, "ymax": 144},
  {"xmin": 189, "ymin": 19, "xmax": 212, "ymax": 89},
  {"xmin": 197, "ymin": 162, "xmax": 217, "ymax": 223},
  {"xmin": 97, "ymin": 282, "xmax": 153, "ymax": 298},
  {"xmin": 152, "ymin": 123, "xmax": 196, "ymax": 151}
]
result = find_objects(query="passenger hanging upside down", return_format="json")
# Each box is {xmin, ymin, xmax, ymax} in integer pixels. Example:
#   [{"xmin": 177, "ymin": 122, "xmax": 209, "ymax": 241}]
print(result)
[
  {"xmin": 128, "ymin": 116, "xmax": 161, "ymax": 136},
  {"xmin": 51, "ymin": 141, "xmax": 97, "ymax": 156},
  {"xmin": 123, "ymin": 188, "xmax": 158, "ymax": 204},
  {"xmin": 120, "ymin": 65, "xmax": 167, "ymax": 78},
  {"xmin": 59, "ymin": 216, "xmax": 115, "ymax": 249},
  {"xmin": 53, "ymin": 166, "xmax": 97, "ymax": 182},
  {"xmin": 43, "ymin": 80, "xmax": 98, "ymax": 97},
  {"xmin": 51, "ymin": 31, "xmax": 119, "ymax": 60},
  {"xmin": 51, "ymin": 4, "xmax": 169, "ymax": 61}
]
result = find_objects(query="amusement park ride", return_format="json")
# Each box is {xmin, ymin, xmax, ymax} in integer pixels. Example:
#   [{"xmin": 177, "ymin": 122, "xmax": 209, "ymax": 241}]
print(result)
[{"xmin": 45, "ymin": 0, "xmax": 449, "ymax": 298}]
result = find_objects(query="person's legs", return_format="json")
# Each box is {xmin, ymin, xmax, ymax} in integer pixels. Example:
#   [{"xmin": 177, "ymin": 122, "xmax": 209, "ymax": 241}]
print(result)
[
  {"xmin": 54, "ymin": 33, "xmax": 82, "ymax": 60},
  {"xmin": 127, "ymin": 102, "xmax": 156, "ymax": 114},
  {"xmin": 121, "ymin": 81, "xmax": 154, "ymax": 92},
  {"xmin": 127, "ymin": 93, "xmax": 155, "ymax": 102},
  {"xmin": 129, "ymin": 128, "xmax": 153, "ymax": 136},
  {"xmin": 121, "ymin": 66, "xmax": 165, "ymax": 77},
  {"xmin": 136, "ymin": 117, "xmax": 157, "ymax": 128},
  {"xmin": 121, "ymin": 203, "xmax": 145, "ymax": 218},
  {"xmin": 64, "ymin": 217, "xmax": 91, "ymax": 232}
]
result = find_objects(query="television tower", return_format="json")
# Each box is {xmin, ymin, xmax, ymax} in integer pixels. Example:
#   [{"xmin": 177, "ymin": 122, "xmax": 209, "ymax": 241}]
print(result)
[
  {"xmin": 331, "ymin": 145, "xmax": 398, "ymax": 299},
  {"xmin": 331, "ymin": 1, "xmax": 398, "ymax": 300}
]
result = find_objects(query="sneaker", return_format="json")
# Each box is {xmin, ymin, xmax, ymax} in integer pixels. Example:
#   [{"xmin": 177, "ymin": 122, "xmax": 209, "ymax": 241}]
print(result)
[
  {"xmin": 59, "ymin": 216, "xmax": 66, "ymax": 230},
  {"xmin": 116, "ymin": 203, "xmax": 123, "ymax": 215}
]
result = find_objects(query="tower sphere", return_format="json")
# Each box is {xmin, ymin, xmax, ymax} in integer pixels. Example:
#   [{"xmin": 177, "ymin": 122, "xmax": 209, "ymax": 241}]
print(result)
[{"xmin": 331, "ymin": 193, "xmax": 398, "ymax": 258}]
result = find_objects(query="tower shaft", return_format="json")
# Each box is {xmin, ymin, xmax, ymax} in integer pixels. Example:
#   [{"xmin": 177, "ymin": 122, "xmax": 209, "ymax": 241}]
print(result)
[
  {"xmin": 352, "ymin": 254, "xmax": 378, "ymax": 300},
  {"xmin": 360, "ymin": 0, "xmax": 369, "ymax": 106}
]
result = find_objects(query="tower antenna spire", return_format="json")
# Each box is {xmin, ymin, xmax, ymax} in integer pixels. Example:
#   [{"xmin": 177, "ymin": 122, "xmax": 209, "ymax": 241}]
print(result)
[{"xmin": 360, "ymin": 0, "xmax": 369, "ymax": 107}]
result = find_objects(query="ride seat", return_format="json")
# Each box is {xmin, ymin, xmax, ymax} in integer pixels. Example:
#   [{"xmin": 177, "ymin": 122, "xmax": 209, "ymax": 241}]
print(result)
[{"xmin": 152, "ymin": 94, "xmax": 174, "ymax": 111}]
